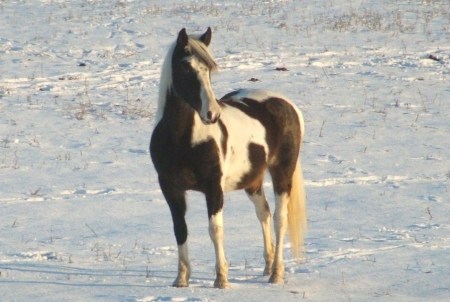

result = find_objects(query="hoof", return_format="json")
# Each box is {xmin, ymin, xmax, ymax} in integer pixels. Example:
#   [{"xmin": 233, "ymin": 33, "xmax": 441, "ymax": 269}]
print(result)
[
  {"xmin": 268, "ymin": 273, "xmax": 284, "ymax": 284},
  {"xmin": 214, "ymin": 278, "xmax": 231, "ymax": 289},
  {"xmin": 172, "ymin": 278, "xmax": 189, "ymax": 288}
]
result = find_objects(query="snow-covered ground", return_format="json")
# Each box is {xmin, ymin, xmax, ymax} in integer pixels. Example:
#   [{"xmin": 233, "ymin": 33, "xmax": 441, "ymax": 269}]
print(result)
[{"xmin": 1, "ymin": 1, "xmax": 449, "ymax": 301}]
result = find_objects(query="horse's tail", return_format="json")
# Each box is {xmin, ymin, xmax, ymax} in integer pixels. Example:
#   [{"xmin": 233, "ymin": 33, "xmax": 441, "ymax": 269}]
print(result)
[
  {"xmin": 287, "ymin": 156, "xmax": 307, "ymax": 260},
  {"xmin": 287, "ymin": 108, "xmax": 306, "ymax": 261}
]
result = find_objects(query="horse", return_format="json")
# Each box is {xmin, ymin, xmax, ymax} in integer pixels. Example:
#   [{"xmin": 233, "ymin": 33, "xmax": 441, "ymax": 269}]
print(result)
[{"xmin": 150, "ymin": 27, "xmax": 306, "ymax": 289}]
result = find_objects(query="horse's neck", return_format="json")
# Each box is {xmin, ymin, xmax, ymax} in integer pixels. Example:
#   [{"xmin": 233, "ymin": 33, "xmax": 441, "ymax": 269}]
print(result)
[{"xmin": 161, "ymin": 91, "xmax": 195, "ymax": 142}]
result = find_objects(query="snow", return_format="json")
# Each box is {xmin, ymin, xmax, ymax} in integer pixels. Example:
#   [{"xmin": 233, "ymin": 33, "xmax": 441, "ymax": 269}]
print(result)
[{"xmin": 1, "ymin": 0, "xmax": 449, "ymax": 301}]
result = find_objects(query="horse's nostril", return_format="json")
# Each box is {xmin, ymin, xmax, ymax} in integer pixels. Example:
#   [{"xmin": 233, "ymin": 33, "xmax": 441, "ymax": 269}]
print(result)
[{"xmin": 205, "ymin": 111, "xmax": 220, "ymax": 124}]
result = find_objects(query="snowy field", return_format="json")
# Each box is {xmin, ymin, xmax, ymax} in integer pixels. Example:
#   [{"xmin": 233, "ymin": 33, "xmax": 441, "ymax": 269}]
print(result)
[{"xmin": 1, "ymin": 0, "xmax": 449, "ymax": 301}]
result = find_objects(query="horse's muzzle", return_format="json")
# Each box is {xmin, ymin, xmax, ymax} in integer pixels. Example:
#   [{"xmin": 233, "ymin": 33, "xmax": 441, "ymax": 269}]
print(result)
[{"xmin": 203, "ymin": 110, "xmax": 220, "ymax": 124}]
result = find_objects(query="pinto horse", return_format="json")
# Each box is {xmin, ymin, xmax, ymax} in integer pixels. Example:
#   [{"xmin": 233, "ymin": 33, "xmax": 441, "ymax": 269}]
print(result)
[{"xmin": 150, "ymin": 27, "xmax": 306, "ymax": 288}]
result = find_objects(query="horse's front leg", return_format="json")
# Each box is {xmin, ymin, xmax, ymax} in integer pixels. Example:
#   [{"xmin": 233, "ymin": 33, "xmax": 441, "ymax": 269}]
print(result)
[
  {"xmin": 206, "ymin": 185, "xmax": 230, "ymax": 289},
  {"xmin": 159, "ymin": 177, "xmax": 191, "ymax": 287}
]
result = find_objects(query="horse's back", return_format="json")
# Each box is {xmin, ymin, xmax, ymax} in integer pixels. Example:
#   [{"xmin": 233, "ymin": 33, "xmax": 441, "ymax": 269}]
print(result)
[
  {"xmin": 220, "ymin": 89, "xmax": 304, "ymax": 142},
  {"xmin": 221, "ymin": 89, "xmax": 290, "ymax": 104},
  {"xmin": 221, "ymin": 88, "xmax": 302, "ymax": 121}
]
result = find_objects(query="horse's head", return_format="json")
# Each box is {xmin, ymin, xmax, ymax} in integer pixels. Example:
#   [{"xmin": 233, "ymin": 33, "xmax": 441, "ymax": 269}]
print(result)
[{"xmin": 171, "ymin": 28, "xmax": 221, "ymax": 124}]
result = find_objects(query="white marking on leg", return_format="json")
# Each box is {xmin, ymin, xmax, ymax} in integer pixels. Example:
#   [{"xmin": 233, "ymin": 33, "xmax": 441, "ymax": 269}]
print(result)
[
  {"xmin": 209, "ymin": 210, "xmax": 230, "ymax": 288},
  {"xmin": 270, "ymin": 193, "xmax": 289, "ymax": 284},
  {"xmin": 174, "ymin": 243, "xmax": 191, "ymax": 287},
  {"xmin": 247, "ymin": 191, "xmax": 274, "ymax": 276}
]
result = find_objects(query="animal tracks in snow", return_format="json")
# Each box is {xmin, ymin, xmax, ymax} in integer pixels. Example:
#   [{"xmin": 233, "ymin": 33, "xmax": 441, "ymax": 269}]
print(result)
[
  {"xmin": 140, "ymin": 296, "xmax": 216, "ymax": 302},
  {"xmin": 60, "ymin": 187, "xmax": 117, "ymax": 197},
  {"xmin": 305, "ymin": 174, "xmax": 440, "ymax": 188},
  {"xmin": 308, "ymin": 245, "xmax": 404, "ymax": 266}
]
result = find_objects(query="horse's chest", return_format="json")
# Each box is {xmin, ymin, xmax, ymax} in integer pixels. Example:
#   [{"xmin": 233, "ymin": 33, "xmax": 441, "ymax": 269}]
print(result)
[{"xmin": 157, "ymin": 141, "xmax": 221, "ymax": 190}]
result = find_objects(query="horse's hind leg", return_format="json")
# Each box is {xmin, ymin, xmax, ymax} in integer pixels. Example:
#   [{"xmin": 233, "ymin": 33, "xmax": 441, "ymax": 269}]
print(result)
[
  {"xmin": 159, "ymin": 177, "xmax": 191, "ymax": 287},
  {"xmin": 246, "ymin": 187, "xmax": 274, "ymax": 276},
  {"xmin": 269, "ymin": 166, "xmax": 295, "ymax": 284},
  {"xmin": 270, "ymin": 191, "xmax": 289, "ymax": 284}
]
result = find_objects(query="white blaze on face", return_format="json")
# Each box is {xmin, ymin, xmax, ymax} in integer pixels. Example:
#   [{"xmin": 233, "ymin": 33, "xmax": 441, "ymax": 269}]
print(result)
[{"xmin": 189, "ymin": 56, "xmax": 221, "ymax": 123}]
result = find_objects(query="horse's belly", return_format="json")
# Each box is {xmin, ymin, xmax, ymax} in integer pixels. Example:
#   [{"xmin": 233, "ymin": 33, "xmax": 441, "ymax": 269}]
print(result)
[
  {"xmin": 222, "ymin": 161, "xmax": 251, "ymax": 192},
  {"xmin": 221, "ymin": 131, "xmax": 268, "ymax": 192}
]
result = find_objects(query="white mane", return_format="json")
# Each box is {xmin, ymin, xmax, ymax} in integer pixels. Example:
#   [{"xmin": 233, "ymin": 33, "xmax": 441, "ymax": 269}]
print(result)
[{"xmin": 155, "ymin": 43, "xmax": 175, "ymax": 125}]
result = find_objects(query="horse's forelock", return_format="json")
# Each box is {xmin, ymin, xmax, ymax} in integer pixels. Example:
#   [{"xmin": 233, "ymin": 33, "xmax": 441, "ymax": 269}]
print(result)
[{"xmin": 186, "ymin": 37, "xmax": 218, "ymax": 71}]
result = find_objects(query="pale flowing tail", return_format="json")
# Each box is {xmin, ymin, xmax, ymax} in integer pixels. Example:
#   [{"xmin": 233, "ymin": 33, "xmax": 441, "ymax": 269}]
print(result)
[{"xmin": 287, "ymin": 157, "xmax": 307, "ymax": 260}]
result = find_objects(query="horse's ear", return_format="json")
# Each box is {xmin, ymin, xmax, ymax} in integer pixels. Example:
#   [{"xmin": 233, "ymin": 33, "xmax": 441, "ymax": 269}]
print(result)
[
  {"xmin": 199, "ymin": 27, "xmax": 212, "ymax": 46},
  {"xmin": 177, "ymin": 28, "xmax": 189, "ymax": 47}
]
